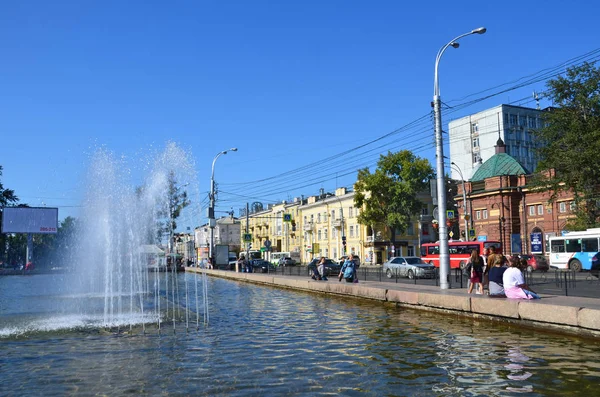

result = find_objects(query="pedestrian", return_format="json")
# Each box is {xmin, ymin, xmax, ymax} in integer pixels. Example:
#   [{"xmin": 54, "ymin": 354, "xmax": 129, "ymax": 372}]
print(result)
[
  {"xmin": 317, "ymin": 257, "xmax": 328, "ymax": 281},
  {"xmin": 466, "ymin": 249, "xmax": 484, "ymax": 294},
  {"xmin": 237, "ymin": 254, "xmax": 247, "ymax": 273},
  {"xmin": 503, "ymin": 255, "xmax": 540, "ymax": 299},
  {"xmin": 339, "ymin": 255, "xmax": 356, "ymax": 283}
]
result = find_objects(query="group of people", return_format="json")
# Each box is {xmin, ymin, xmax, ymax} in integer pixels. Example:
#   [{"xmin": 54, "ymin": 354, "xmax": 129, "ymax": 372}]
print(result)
[
  {"xmin": 311, "ymin": 254, "xmax": 358, "ymax": 283},
  {"xmin": 465, "ymin": 247, "xmax": 540, "ymax": 299}
]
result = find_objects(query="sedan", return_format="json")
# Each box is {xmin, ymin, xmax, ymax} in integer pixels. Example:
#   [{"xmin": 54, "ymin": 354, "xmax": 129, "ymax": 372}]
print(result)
[
  {"xmin": 383, "ymin": 256, "xmax": 436, "ymax": 279},
  {"xmin": 307, "ymin": 258, "xmax": 341, "ymax": 277},
  {"xmin": 278, "ymin": 257, "xmax": 297, "ymax": 266},
  {"xmin": 520, "ymin": 254, "xmax": 549, "ymax": 272},
  {"xmin": 251, "ymin": 259, "xmax": 276, "ymax": 273}
]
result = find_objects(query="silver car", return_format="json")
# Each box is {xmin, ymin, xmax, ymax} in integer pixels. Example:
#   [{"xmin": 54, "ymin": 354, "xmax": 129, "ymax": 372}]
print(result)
[{"xmin": 383, "ymin": 256, "xmax": 436, "ymax": 279}]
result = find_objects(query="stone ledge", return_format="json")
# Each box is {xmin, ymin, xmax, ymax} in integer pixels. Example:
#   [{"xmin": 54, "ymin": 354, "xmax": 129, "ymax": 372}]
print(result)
[
  {"xmin": 470, "ymin": 297, "xmax": 519, "ymax": 318},
  {"xmin": 387, "ymin": 289, "xmax": 419, "ymax": 305},
  {"xmin": 578, "ymin": 308, "xmax": 600, "ymax": 330},
  {"xmin": 418, "ymin": 292, "xmax": 471, "ymax": 312},
  {"xmin": 518, "ymin": 301, "xmax": 579, "ymax": 326}
]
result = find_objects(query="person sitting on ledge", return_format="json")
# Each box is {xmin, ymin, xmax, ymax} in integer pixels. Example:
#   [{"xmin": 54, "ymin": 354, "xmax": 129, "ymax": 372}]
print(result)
[
  {"xmin": 488, "ymin": 254, "xmax": 507, "ymax": 297},
  {"xmin": 502, "ymin": 255, "xmax": 540, "ymax": 299}
]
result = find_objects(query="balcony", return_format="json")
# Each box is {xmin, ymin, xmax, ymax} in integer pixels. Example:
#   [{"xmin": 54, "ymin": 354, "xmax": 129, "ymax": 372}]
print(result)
[
  {"xmin": 303, "ymin": 222, "xmax": 313, "ymax": 231},
  {"xmin": 366, "ymin": 235, "xmax": 385, "ymax": 243}
]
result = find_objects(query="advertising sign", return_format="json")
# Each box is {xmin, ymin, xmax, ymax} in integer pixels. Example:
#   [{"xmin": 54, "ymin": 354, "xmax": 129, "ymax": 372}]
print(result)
[
  {"xmin": 511, "ymin": 233, "xmax": 522, "ymax": 254},
  {"xmin": 1, "ymin": 207, "xmax": 58, "ymax": 234},
  {"xmin": 530, "ymin": 232, "xmax": 543, "ymax": 254}
]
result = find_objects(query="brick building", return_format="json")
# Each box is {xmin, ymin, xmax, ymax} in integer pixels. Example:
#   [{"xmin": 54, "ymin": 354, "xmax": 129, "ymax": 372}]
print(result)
[{"xmin": 455, "ymin": 138, "xmax": 575, "ymax": 255}]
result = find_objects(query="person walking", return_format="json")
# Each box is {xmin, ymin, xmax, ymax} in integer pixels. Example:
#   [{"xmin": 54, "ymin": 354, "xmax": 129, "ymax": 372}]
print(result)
[
  {"xmin": 339, "ymin": 255, "xmax": 356, "ymax": 283},
  {"xmin": 466, "ymin": 249, "xmax": 484, "ymax": 294}
]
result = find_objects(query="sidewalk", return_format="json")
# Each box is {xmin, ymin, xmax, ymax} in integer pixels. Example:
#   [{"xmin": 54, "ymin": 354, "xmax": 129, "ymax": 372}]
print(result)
[{"xmin": 186, "ymin": 267, "xmax": 600, "ymax": 338}]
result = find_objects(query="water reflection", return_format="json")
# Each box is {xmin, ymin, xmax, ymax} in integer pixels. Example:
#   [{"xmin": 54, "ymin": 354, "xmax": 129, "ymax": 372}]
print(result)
[{"xmin": 1, "ymin": 274, "xmax": 600, "ymax": 396}]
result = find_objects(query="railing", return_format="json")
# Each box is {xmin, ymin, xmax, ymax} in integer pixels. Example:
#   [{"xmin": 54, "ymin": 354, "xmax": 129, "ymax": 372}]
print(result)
[{"xmin": 210, "ymin": 265, "xmax": 600, "ymax": 299}]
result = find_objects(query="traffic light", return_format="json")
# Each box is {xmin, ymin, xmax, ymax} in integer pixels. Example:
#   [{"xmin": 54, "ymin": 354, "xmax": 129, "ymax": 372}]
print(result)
[{"xmin": 291, "ymin": 220, "xmax": 296, "ymax": 231}]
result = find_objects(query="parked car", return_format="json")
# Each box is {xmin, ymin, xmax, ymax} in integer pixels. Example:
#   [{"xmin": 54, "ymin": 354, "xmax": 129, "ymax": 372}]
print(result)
[
  {"xmin": 307, "ymin": 258, "xmax": 341, "ymax": 277},
  {"xmin": 520, "ymin": 254, "xmax": 549, "ymax": 272},
  {"xmin": 251, "ymin": 259, "xmax": 276, "ymax": 273},
  {"xmin": 338, "ymin": 255, "xmax": 361, "ymax": 268},
  {"xmin": 278, "ymin": 257, "xmax": 297, "ymax": 266},
  {"xmin": 383, "ymin": 256, "xmax": 436, "ymax": 279}
]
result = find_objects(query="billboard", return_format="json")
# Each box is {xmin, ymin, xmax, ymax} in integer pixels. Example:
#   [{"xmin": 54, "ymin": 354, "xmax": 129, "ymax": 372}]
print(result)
[{"xmin": 1, "ymin": 207, "xmax": 59, "ymax": 234}]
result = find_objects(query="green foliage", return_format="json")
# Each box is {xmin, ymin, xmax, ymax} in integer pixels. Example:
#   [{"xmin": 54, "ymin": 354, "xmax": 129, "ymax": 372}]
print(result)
[
  {"xmin": 354, "ymin": 150, "xmax": 434, "ymax": 238},
  {"xmin": 0, "ymin": 165, "xmax": 20, "ymax": 263},
  {"xmin": 156, "ymin": 171, "xmax": 191, "ymax": 243},
  {"xmin": 534, "ymin": 62, "xmax": 600, "ymax": 229}
]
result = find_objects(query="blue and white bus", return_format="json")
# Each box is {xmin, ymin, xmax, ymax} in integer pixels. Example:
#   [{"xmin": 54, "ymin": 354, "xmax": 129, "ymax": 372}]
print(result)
[{"xmin": 548, "ymin": 229, "xmax": 600, "ymax": 271}]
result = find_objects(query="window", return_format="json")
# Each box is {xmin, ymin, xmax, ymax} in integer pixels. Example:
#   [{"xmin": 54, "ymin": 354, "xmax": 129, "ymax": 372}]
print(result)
[
  {"xmin": 304, "ymin": 216, "xmax": 307, "ymax": 224},
  {"xmin": 317, "ymin": 213, "xmax": 321, "ymax": 223},
  {"xmin": 519, "ymin": 115, "xmax": 527, "ymax": 128},
  {"xmin": 566, "ymin": 238, "xmax": 581, "ymax": 253},
  {"xmin": 407, "ymin": 222, "xmax": 414, "ymax": 235},
  {"xmin": 317, "ymin": 230, "xmax": 322, "ymax": 240},
  {"xmin": 570, "ymin": 201, "xmax": 576, "ymax": 211},
  {"xmin": 528, "ymin": 117, "xmax": 537, "ymax": 129},
  {"xmin": 349, "ymin": 225, "xmax": 355, "ymax": 237},
  {"xmin": 510, "ymin": 114, "xmax": 518, "ymax": 125},
  {"xmin": 483, "ymin": 209, "xmax": 488, "ymax": 219},
  {"xmin": 471, "ymin": 122, "xmax": 479, "ymax": 133},
  {"xmin": 331, "ymin": 210, "xmax": 335, "ymax": 220},
  {"xmin": 476, "ymin": 210, "xmax": 481, "ymax": 220},
  {"xmin": 324, "ymin": 248, "xmax": 328, "ymax": 257},
  {"xmin": 537, "ymin": 205, "xmax": 543, "ymax": 215},
  {"xmin": 333, "ymin": 248, "xmax": 337, "ymax": 259},
  {"xmin": 529, "ymin": 205, "xmax": 535, "ymax": 216},
  {"xmin": 332, "ymin": 228, "xmax": 337, "ymax": 238},
  {"xmin": 428, "ymin": 246, "xmax": 440, "ymax": 255},
  {"xmin": 503, "ymin": 113, "xmax": 509, "ymax": 124},
  {"xmin": 582, "ymin": 238, "xmax": 599, "ymax": 252},
  {"xmin": 323, "ymin": 228, "xmax": 328, "ymax": 240},
  {"xmin": 472, "ymin": 137, "xmax": 480, "ymax": 148},
  {"xmin": 349, "ymin": 207, "xmax": 353, "ymax": 218},
  {"xmin": 407, "ymin": 246, "xmax": 415, "ymax": 256},
  {"xmin": 422, "ymin": 206, "xmax": 429, "ymax": 215},
  {"xmin": 551, "ymin": 240, "xmax": 565, "ymax": 253}
]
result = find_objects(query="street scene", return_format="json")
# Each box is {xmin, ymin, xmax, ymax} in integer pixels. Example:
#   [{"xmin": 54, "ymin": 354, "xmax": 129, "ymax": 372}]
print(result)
[{"xmin": 2, "ymin": 1, "xmax": 600, "ymax": 395}]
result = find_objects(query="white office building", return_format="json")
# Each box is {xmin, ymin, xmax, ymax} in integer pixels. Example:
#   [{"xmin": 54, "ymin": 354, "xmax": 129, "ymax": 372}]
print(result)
[{"xmin": 448, "ymin": 104, "xmax": 545, "ymax": 180}]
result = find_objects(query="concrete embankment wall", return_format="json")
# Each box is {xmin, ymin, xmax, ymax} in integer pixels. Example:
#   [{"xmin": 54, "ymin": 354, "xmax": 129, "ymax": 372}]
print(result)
[{"xmin": 187, "ymin": 268, "xmax": 600, "ymax": 338}]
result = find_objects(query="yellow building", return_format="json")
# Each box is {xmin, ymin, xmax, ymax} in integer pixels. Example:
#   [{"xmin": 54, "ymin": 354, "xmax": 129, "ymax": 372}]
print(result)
[
  {"xmin": 242, "ymin": 200, "xmax": 302, "ymax": 258},
  {"xmin": 241, "ymin": 186, "xmax": 434, "ymax": 265}
]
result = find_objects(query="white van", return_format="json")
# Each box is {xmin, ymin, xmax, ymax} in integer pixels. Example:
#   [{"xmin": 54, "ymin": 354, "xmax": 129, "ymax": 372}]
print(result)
[{"xmin": 270, "ymin": 251, "xmax": 300, "ymax": 266}]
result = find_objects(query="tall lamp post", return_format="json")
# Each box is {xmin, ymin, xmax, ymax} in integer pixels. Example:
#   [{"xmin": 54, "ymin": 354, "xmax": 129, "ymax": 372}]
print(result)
[
  {"xmin": 433, "ymin": 27, "xmax": 486, "ymax": 289},
  {"xmin": 209, "ymin": 147, "xmax": 238, "ymax": 265},
  {"xmin": 451, "ymin": 162, "xmax": 469, "ymax": 240}
]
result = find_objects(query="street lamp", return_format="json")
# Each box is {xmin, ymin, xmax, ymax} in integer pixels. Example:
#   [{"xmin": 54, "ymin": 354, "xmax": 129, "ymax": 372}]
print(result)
[
  {"xmin": 209, "ymin": 147, "xmax": 238, "ymax": 266},
  {"xmin": 451, "ymin": 162, "xmax": 469, "ymax": 241},
  {"xmin": 433, "ymin": 27, "xmax": 486, "ymax": 289}
]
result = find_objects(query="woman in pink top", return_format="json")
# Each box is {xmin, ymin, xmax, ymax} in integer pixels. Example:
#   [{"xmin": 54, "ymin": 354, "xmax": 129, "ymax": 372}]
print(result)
[{"xmin": 502, "ymin": 256, "xmax": 540, "ymax": 299}]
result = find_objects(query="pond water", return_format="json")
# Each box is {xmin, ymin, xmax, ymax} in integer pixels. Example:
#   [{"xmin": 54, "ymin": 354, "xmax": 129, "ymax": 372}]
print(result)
[{"xmin": 1, "ymin": 273, "xmax": 599, "ymax": 396}]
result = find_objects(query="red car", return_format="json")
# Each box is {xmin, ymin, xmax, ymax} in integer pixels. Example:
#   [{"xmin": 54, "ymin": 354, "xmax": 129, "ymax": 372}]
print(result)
[{"xmin": 520, "ymin": 254, "xmax": 549, "ymax": 272}]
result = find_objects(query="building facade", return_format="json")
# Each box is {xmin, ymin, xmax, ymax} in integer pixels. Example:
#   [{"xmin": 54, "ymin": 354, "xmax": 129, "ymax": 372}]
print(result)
[
  {"xmin": 454, "ymin": 140, "xmax": 576, "ymax": 255},
  {"xmin": 195, "ymin": 216, "xmax": 241, "ymax": 260},
  {"xmin": 449, "ymin": 104, "xmax": 545, "ymax": 181}
]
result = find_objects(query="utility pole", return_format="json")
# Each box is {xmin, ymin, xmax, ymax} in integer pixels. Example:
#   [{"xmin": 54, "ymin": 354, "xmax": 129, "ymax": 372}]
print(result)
[{"xmin": 245, "ymin": 202, "xmax": 250, "ymax": 262}]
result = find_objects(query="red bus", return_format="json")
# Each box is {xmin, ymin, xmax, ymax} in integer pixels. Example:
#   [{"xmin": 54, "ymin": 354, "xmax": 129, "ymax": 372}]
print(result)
[{"xmin": 420, "ymin": 240, "xmax": 502, "ymax": 269}]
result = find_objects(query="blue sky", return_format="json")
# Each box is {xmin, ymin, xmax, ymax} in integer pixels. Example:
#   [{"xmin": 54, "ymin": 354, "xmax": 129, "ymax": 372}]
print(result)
[{"xmin": 1, "ymin": 0, "xmax": 599, "ymax": 230}]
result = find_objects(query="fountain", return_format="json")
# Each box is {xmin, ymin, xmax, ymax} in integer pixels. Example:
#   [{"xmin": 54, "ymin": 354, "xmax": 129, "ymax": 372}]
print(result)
[{"xmin": 1, "ymin": 142, "xmax": 207, "ymax": 336}]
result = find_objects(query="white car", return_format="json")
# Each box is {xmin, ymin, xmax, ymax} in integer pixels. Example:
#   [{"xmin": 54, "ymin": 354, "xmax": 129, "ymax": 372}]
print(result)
[{"xmin": 382, "ymin": 256, "xmax": 436, "ymax": 279}]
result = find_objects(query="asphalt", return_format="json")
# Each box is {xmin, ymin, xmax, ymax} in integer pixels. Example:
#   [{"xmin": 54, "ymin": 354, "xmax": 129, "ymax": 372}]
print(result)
[{"xmin": 186, "ymin": 267, "xmax": 600, "ymax": 338}]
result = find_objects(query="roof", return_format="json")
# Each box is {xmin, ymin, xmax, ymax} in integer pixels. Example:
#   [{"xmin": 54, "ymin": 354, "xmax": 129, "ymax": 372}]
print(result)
[
  {"xmin": 471, "ymin": 153, "xmax": 528, "ymax": 181},
  {"xmin": 140, "ymin": 245, "xmax": 165, "ymax": 255}
]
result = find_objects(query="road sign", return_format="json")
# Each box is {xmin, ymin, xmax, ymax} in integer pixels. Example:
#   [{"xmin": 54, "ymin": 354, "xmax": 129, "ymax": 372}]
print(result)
[
  {"xmin": 341, "ymin": 235, "xmax": 346, "ymax": 241},
  {"xmin": 264, "ymin": 239, "xmax": 272, "ymax": 248},
  {"xmin": 283, "ymin": 214, "xmax": 292, "ymax": 222},
  {"xmin": 243, "ymin": 233, "xmax": 252, "ymax": 242},
  {"xmin": 449, "ymin": 231, "xmax": 454, "ymax": 238},
  {"xmin": 464, "ymin": 214, "xmax": 471, "ymax": 221},
  {"xmin": 446, "ymin": 210, "xmax": 455, "ymax": 219}
]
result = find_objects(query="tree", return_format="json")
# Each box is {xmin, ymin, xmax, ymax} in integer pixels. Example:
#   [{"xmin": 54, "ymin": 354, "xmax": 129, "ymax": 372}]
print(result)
[
  {"xmin": 0, "ymin": 165, "xmax": 20, "ymax": 263},
  {"xmin": 534, "ymin": 62, "xmax": 600, "ymax": 229},
  {"xmin": 156, "ymin": 171, "xmax": 191, "ymax": 249},
  {"xmin": 354, "ymin": 150, "xmax": 434, "ymax": 243}
]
